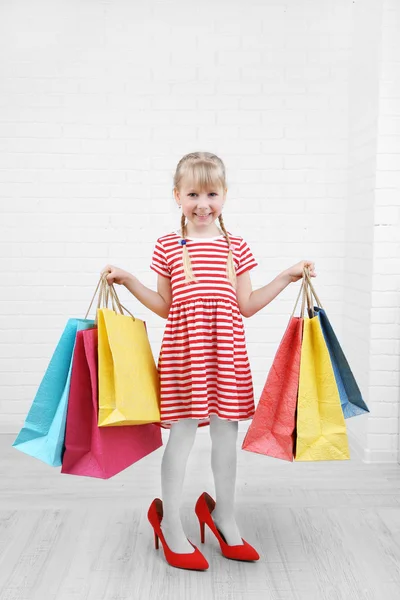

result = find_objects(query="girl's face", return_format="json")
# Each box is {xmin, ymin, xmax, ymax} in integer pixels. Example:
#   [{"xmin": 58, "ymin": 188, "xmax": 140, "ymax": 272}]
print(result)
[{"xmin": 174, "ymin": 179, "xmax": 226, "ymax": 228}]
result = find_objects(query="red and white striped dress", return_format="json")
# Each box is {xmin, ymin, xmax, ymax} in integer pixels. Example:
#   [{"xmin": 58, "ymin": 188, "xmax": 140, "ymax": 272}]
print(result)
[{"xmin": 150, "ymin": 229, "xmax": 258, "ymax": 429}]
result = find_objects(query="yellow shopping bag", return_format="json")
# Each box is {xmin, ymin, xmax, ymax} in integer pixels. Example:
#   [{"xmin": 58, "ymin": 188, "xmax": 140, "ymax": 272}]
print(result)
[
  {"xmin": 294, "ymin": 269, "xmax": 350, "ymax": 461},
  {"xmin": 96, "ymin": 279, "xmax": 161, "ymax": 427}
]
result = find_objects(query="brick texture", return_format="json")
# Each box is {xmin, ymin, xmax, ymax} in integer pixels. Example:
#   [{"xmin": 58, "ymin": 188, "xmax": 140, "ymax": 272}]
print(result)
[{"xmin": 0, "ymin": 0, "xmax": 398, "ymax": 462}]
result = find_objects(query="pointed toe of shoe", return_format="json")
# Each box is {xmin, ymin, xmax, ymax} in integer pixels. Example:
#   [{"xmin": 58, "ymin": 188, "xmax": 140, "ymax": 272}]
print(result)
[
  {"xmin": 169, "ymin": 542, "xmax": 209, "ymax": 571},
  {"xmin": 224, "ymin": 539, "xmax": 260, "ymax": 562},
  {"xmin": 242, "ymin": 540, "xmax": 260, "ymax": 561},
  {"xmin": 191, "ymin": 545, "xmax": 210, "ymax": 570}
]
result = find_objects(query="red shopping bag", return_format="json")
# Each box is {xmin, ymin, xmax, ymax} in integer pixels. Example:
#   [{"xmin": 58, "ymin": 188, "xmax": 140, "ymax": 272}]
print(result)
[
  {"xmin": 61, "ymin": 328, "xmax": 163, "ymax": 479},
  {"xmin": 241, "ymin": 281, "xmax": 306, "ymax": 461}
]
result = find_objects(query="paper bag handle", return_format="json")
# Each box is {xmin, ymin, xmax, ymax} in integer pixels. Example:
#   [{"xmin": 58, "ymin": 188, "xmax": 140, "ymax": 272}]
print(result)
[{"xmin": 85, "ymin": 274, "xmax": 136, "ymax": 322}]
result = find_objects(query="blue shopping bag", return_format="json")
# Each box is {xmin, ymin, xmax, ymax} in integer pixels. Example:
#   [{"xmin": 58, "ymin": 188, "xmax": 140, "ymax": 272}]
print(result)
[
  {"xmin": 302, "ymin": 269, "xmax": 369, "ymax": 419},
  {"xmin": 313, "ymin": 307, "xmax": 369, "ymax": 418},
  {"xmin": 12, "ymin": 318, "xmax": 95, "ymax": 466}
]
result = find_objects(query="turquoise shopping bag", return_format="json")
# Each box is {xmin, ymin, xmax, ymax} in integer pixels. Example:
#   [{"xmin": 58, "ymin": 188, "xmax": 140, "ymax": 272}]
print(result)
[{"xmin": 12, "ymin": 318, "xmax": 95, "ymax": 466}]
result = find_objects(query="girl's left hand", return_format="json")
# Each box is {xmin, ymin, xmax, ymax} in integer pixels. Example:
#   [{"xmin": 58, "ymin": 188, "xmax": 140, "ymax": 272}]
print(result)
[{"xmin": 285, "ymin": 260, "xmax": 316, "ymax": 284}]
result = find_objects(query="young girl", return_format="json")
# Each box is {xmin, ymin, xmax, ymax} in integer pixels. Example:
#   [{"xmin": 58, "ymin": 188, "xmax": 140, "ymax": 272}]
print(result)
[{"xmin": 102, "ymin": 151, "xmax": 316, "ymax": 571}]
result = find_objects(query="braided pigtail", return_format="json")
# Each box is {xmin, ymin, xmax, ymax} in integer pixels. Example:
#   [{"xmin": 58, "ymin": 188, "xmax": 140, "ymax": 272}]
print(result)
[
  {"xmin": 180, "ymin": 212, "xmax": 198, "ymax": 284},
  {"xmin": 218, "ymin": 214, "xmax": 237, "ymax": 290}
]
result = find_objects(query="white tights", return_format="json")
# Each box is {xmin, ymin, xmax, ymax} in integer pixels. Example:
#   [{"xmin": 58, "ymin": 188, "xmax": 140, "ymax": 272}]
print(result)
[
  {"xmin": 160, "ymin": 415, "xmax": 241, "ymax": 551},
  {"xmin": 160, "ymin": 417, "xmax": 198, "ymax": 530}
]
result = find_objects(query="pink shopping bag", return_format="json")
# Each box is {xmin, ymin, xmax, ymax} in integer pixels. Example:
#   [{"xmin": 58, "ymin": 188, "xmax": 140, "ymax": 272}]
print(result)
[{"xmin": 61, "ymin": 328, "xmax": 163, "ymax": 479}]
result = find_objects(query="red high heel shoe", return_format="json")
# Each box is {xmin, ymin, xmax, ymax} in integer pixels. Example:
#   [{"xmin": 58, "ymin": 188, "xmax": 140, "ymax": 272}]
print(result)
[
  {"xmin": 195, "ymin": 492, "xmax": 260, "ymax": 561},
  {"xmin": 147, "ymin": 498, "xmax": 209, "ymax": 571}
]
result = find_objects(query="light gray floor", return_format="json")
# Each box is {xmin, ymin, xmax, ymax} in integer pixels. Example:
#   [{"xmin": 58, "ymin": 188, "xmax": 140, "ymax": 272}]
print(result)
[{"xmin": 1, "ymin": 430, "xmax": 400, "ymax": 600}]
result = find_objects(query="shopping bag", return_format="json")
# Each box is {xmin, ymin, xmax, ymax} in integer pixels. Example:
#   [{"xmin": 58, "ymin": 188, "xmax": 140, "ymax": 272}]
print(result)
[
  {"xmin": 241, "ymin": 280, "xmax": 306, "ymax": 461},
  {"xmin": 12, "ymin": 318, "xmax": 95, "ymax": 466},
  {"xmin": 97, "ymin": 282, "xmax": 161, "ymax": 427},
  {"xmin": 294, "ymin": 269, "xmax": 350, "ymax": 461},
  {"xmin": 302, "ymin": 270, "xmax": 369, "ymax": 419},
  {"xmin": 61, "ymin": 328, "xmax": 163, "ymax": 479}
]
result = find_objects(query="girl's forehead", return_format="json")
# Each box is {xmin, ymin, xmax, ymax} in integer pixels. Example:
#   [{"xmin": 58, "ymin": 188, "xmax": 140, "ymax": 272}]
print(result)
[{"xmin": 181, "ymin": 177, "xmax": 222, "ymax": 192}]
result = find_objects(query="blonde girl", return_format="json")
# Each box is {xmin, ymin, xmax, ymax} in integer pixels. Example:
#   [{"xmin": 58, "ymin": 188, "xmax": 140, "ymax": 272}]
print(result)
[{"xmin": 102, "ymin": 151, "xmax": 316, "ymax": 571}]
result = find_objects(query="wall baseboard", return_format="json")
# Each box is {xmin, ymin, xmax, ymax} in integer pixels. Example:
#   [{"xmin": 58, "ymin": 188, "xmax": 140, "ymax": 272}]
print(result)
[{"xmin": 363, "ymin": 448, "xmax": 399, "ymax": 464}]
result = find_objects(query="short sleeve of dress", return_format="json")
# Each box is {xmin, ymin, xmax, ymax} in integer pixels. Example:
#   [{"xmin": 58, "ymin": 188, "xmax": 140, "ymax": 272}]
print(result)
[
  {"xmin": 150, "ymin": 238, "xmax": 171, "ymax": 279},
  {"xmin": 236, "ymin": 238, "xmax": 258, "ymax": 276}
]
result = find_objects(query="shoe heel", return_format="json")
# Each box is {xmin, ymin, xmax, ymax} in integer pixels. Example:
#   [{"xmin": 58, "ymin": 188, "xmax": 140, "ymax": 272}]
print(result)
[
  {"xmin": 199, "ymin": 519, "xmax": 205, "ymax": 543},
  {"xmin": 149, "ymin": 498, "xmax": 209, "ymax": 570},
  {"xmin": 195, "ymin": 492, "xmax": 260, "ymax": 562}
]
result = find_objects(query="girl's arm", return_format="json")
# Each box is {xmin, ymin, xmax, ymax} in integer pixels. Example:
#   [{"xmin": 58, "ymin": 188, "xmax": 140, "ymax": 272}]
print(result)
[
  {"xmin": 245, "ymin": 271, "xmax": 291, "ymax": 318},
  {"xmin": 240, "ymin": 259, "xmax": 316, "ymax": 318},
  {"xmin": 124, "ymin": 273, "xmax": 170, "ymax": 319},
  {"xmin": 101, "ymin": 265, "xmax": 170, "ymax": 319}
]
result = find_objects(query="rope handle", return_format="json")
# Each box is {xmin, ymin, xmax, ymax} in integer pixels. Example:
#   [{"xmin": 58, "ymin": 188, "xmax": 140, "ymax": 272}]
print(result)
[
  {"xmin": 290, "ymin": 266, "xmax": 321, "ymax": 319},
  {"xmin": 290, "ymin": 275, "xmax": 308, "ymax": 318},
  {"xmin": 84, "ymin": 273, "xmax": 136, "ymax": 322},
  {"xmin": 107, "ymin": 281, "xmax": 136, "ymax": 320},
  {"xmin": 84, "ymin": 275, "xmax": 104, "ymax": 320},
  {"xmin": 303, "ymin": 266, "xmax": 323, "ymax": 311},
  {"xmin": 304, "ymin": 268, "xmax": 314, "ymax": 317}
]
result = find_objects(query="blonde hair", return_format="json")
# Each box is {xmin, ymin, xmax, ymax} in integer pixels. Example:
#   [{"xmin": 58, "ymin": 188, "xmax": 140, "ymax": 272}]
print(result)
[{"xmin": 173, "ymin": 151, "xmax": 237, "ymax": 289}]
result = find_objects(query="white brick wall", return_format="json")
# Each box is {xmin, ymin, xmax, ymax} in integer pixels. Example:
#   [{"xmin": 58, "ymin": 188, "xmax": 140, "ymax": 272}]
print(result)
[
  {"xmin": 1, "ymin": 0, "xmax": 399, "ymax": 462},
  {"xmin": 366, "ymin": 0, "xmax": 400, "ymax": 463},
  {"xmin": 342, "ymin": 0, "xmax": 400, "ymax": 463},
  {"xmin": 343, "ymin": 0, "xmax": 383, "ymax": 460}
]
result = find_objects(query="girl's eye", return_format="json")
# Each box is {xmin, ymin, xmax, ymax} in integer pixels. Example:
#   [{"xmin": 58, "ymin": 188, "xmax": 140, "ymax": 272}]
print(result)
[{"xmin": 188, "ymin": 193, "xmax": 217, "ymax": 197}]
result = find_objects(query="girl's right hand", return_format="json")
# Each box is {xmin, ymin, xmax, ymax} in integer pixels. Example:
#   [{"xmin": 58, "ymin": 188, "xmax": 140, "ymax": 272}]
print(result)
[{"xmin": 101, "ymin": 264, "xmax": 132, "ymax": 286}]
